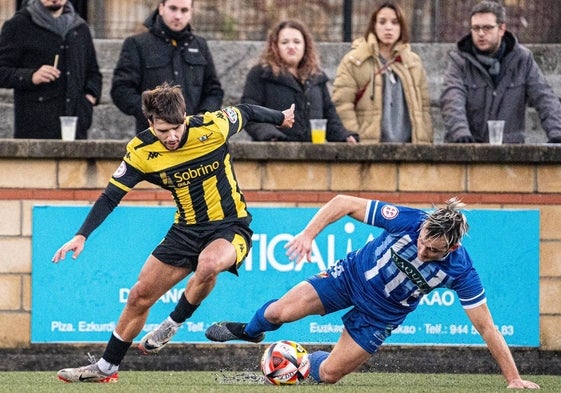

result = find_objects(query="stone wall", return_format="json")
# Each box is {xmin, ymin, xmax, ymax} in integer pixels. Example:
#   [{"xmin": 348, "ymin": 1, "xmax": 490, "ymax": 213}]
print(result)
[
  {"xmin": 0, "ymin": 40, "xmax": 560, "ymax": 143},
  {"xmin": 0, "ymin": 140, "xmax": 560, "ymax": 353}
]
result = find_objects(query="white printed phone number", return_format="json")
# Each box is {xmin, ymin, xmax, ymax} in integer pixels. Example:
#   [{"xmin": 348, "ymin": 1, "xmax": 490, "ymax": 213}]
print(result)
[{"xmin": 449, "ymin": 324, "xmax": 515, "ymax": 336}]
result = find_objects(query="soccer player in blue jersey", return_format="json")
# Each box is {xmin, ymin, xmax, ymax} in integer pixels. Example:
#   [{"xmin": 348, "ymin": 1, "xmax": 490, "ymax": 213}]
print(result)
[
  {"xmin": 206, "ymin": 195, "xmax": 540, "ymax": 389},
  {"xmin": 52, "ymin": 82, "xmax": 295, "ymax": 383}
]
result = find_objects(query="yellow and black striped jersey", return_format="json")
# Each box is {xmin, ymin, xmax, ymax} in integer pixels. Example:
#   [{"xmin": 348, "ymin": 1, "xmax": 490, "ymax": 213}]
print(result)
[{"xmin": 77, "ymin": 104, "xmax": 284, "ymax": 238}]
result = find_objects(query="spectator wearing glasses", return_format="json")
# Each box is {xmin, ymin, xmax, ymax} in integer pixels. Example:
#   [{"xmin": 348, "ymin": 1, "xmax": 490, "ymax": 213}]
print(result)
[{"xmin": 440, "ymin": 0, "xmax": 561, "ymax": 144}]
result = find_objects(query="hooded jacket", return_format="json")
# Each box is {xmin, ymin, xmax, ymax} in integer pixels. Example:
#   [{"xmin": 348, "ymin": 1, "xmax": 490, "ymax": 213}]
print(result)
[
  {"xmin": 440, "ymin": 31, "xmax": 561, "ymax": 143},
  {"xmin": 110, "ymin": 10, "xmax": 224, "ymax": 133},
  {"xmin": 241, "ymin": 64, "xmax": 358, "ymax": 142},
  {"xmin": 332, "ymin": 33, "xmax": 432, "ymax": 143},
  {"xmin": 0, "ymin": 1, "xmax": 101, "ymax": 139}
]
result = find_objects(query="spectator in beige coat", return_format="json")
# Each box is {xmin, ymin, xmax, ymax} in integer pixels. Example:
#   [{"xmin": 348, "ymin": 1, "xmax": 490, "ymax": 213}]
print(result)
[{"xmin": 332, "ymin": 1, "xmax": 432, "ymax": 143}]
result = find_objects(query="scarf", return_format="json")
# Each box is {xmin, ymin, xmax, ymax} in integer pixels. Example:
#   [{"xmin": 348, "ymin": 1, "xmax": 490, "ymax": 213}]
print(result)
[
  {"xmin": 27, "ymin": 0, "xmax": 82, "ymax": 39},
  {"xmin": 154, "ymin": 15, "xmax": 193, "ymax": 44},
  {"xmin": 474, "ymin": 41, "xmax": 506, "ymax": 86}
]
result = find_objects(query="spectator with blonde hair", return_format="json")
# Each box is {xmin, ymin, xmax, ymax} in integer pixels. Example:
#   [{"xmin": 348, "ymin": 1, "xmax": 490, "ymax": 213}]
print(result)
[
  {"xmin": 241, "ymin": 19, "xmax": 358, "ymax": 143},
  {"xmin": 333, "ymin": 1, "xmax": 432, "ymax": 143}
]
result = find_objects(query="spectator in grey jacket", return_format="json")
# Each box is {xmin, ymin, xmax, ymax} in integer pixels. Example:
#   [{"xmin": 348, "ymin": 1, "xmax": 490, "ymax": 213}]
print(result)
[
  {"xmin": 440, "ymin": 1, "xmax": 561, "ymax": 144},
  {"xmin": 111, "ymin": 0, "xmax": 223, "ymax": 133}
]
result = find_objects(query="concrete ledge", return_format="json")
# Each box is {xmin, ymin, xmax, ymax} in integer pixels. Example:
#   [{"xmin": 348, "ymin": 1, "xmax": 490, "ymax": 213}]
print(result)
[
  {"xmin": 1, "ymin": 140, "xmax": 560, "ymax": 164},
  {"xmin": 0, "ymin": 344, "xmax": 558, "ymax": 374}
]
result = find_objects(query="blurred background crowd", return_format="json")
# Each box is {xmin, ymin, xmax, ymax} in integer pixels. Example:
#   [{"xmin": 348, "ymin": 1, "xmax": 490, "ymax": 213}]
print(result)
[{"xmin": 1, "ymin": 0, "xmax": 560, "ymax": 42}]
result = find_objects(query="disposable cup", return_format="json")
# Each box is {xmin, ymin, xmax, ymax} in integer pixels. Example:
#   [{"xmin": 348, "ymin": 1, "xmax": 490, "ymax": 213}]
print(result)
[
  {"xmin": 487, "ymin": 120, "xmax": 504, "ymax": 145},
  {"xmin": 310, "ymin": 119, "xmax": 327, "ymax": 144},
  {"xmin": 60, "ymin": 116, "xmax": 78, "ymax": 141}
]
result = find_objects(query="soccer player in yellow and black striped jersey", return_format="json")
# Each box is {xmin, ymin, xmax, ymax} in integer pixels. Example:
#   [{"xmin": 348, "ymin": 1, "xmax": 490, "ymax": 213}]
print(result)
[{"xmin": 52, "ymin": 82, "xmax": 295, "ymax": 383}]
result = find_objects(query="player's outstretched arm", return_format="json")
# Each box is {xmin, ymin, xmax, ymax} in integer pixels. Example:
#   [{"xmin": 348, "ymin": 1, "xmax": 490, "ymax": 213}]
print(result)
[
  {"xmin": 236, "ymin": 103, "xmax": 295, "ymax": 129},
  {"xmin": 285, "ymin": 195, "xmax": 368, "ymax": 264},
  {"xmin": 52, "ymin": 234, "xmax": 86, "ymax": 263},
  {"xmin": 465, "ymin": 304, "xmax": 540, "ymax": 389},
  {"xmin": 280, "ymin": 104, "xmax": 295, "ymax": 128}
]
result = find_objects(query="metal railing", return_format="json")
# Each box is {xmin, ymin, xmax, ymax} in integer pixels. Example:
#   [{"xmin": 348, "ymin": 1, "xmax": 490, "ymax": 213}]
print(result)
[{"xmin": 1, "ymin": 0, "xmax": 560, "ymax": 43}]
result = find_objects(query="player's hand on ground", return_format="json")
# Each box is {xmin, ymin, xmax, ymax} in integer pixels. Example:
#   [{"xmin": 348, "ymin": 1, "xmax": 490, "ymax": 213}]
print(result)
[
  {"xmin": 52, "ymin": 235, "xmax": 86, "ymax": 263},
  {"xmin": 280, "ymin": 104, "xmax": 295, "ymax": 128},
  {"xmin": 32, "ymin": 65, "xmax": 61, "ymax": 85},
  {"xmin": 285, "ymin": 231, "xmax": 313, "ymax": 264},
  {"xmin": 507, "ymin": 378, "xmax": 540, "ymax": 389}
]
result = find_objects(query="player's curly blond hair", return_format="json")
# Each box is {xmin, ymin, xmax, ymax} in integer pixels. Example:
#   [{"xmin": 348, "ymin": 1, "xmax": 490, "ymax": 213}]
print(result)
[{"xmin": 421, "ymin": 197, "xmax": 469, "ymax": 248}]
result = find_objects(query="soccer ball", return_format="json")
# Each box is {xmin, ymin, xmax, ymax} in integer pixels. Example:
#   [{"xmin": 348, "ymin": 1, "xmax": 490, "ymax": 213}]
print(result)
[{"xmin": 260, "ymin": 340, "xmax": 310, "ymax": 385}]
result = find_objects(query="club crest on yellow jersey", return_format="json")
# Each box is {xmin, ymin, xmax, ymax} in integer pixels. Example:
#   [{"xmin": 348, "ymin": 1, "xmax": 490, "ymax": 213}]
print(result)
[{"xmin": 222, "ymin": 107, "xmax": 238, "ymax": 123}]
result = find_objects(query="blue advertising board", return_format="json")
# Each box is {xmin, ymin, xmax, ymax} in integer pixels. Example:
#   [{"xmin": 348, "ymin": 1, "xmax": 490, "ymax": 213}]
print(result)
[{"xmin": 32, "ymin": 205, "xmax": 539, "ymax": 346}]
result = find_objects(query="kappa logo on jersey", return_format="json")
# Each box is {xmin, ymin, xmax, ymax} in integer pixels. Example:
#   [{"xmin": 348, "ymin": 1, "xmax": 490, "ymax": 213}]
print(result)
[
  {"xmin": 391, "ymin": 248, "xmax": 431, "ymax": 293},
  {"xmin": 381, "ymin": 205, "xmax": 399, "ymax": 220},
  {"xmin": 113, "ymin": 161, "xmax": 127, "ymax": 178},
  {"xmin": 147, "ymin": 152, "xmax": 161, "ymax": 160},
  {"xmin": 199, "ymin": 132, "xmax": 213, "ymax": 142},
  {"xmin": 222, "ymin": 107, "xmax": 238, "ymax": 123}
]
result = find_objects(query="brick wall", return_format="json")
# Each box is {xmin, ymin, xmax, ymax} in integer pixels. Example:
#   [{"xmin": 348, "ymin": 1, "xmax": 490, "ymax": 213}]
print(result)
[{"xmin": 0, "ymin": 141, "xmax": 560, "ymax": 349}]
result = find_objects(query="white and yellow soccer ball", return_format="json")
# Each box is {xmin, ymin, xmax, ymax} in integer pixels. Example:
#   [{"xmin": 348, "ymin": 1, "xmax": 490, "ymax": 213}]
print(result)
[{"xmin": 260, "ymin": 340, "xmax": 310, "ymax": 385}]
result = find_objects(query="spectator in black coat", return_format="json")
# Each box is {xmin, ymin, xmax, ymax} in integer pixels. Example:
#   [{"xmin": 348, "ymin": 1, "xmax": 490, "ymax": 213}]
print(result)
[
  {"xmin": 0, "ymin": 0, "xmax": 102, "ymax": 139},
  {"xmin": 111, "ymin": 0, "xmax": 224, "ymax": 133},
  {"xmin": 242, "ymin": 19, "xmax": 358, "ymax": 143}
]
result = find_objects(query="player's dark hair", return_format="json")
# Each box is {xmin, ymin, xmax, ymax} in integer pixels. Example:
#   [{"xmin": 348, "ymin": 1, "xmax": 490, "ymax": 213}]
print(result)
[
  {"xmin": 142, "ymin": 82, "xmax": 186, "ymax": 125},
  {"xmin": 471, "ymin": 0, "xmax": 506, "ymax": 25},
  {"xmin": 422, "ymin": 197, "xmax": 469, "ymax": 248},
  {"xmin": 364, "ymin": 1, "xmax": 410, "ymax": 43},
  {"xmin": 260, "ymin": 19, "xmax": 321, "ymax": 83}
]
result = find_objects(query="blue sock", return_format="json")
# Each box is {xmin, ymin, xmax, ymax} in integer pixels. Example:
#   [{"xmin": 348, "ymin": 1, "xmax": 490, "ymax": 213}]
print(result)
[
  {"xmin": 244, "ymin": 299, "xmax": 281, "ymax": 337},
  {"xmin": 308, "ymin": 351, "xmax": 329, "ymax": 382}
]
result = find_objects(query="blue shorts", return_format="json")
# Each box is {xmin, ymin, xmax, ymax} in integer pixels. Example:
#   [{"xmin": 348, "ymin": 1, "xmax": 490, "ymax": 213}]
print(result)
[{"xmin": 306, "ymin": 261, "xmax": 397, "ymax": 354}]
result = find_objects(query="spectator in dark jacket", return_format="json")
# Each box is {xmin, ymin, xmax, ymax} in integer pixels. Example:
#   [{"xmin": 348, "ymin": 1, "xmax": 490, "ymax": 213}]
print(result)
[
  {"xmin": 242, "ymin": 19, "xmax": 359, "ymax": 143},
  {"xmin": 0, "ymin": 0, "xmax": 102, "ymax": 139},
  {"xmin": 111, "ymin": 0, "xmax": 224, "ymax": 133},
  {"xmin": 440, "ymin": 0, "xmax": 561, "ymax": 144}
]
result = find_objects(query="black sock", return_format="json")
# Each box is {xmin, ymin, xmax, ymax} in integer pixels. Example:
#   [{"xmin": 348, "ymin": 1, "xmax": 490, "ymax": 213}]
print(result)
[
  {"xmin": 102, "ymin": 333, "xmax": 132, "ymax": 366},
  {"xmin": 169, "ymin": 292, "xmax": 199, "ymax": 323}
]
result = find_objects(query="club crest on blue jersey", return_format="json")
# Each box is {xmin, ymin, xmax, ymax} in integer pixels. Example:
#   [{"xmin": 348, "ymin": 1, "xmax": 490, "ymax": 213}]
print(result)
[
  {"xmin": 381, "ymin": 204, "xmax": 399, "ymax": 220},
  {"xmin": 222, "ymin": 107, "xmax": 238, "ymax": 123}
]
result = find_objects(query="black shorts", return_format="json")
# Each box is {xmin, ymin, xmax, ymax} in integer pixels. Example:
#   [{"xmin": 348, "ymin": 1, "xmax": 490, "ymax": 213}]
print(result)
[{"xmin": 152, "ymin": 220, "xmax": 253, "ymax": 275}]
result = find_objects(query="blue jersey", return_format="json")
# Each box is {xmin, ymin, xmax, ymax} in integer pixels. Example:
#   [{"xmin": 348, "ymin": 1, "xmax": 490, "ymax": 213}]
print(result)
[{"xmin": 311, "ymin": 200, "xmax": 486, "ymax": 329}]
